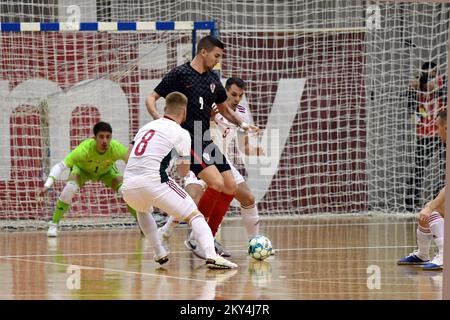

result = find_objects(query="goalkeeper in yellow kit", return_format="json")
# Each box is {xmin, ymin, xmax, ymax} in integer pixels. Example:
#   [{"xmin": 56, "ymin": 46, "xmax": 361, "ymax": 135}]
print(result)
[{"xmin": 39, "ymin": 122, "xmax": 138, "ymax": 237}]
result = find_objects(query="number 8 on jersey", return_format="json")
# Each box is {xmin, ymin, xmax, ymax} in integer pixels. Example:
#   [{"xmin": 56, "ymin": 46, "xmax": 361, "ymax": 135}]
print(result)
[{"xmin": 134, "ymin": 129, "xmax": 155, "ymax": 156}]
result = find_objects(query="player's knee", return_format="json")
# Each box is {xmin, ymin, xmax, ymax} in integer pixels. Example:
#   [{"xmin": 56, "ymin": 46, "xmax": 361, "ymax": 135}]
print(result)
[
  {"xmin": 418, "ymin": 218, "xmax": 429, "ymax": 229},
  {"xmin": 208, "ymin": 179, "xmax": 225, "ymax": 192},
  {"xmin": 224, "ymin": 181, "xmax": 237, "ymax": 195},
  {"xmin": 59, "ymin": 180, "xmax": 79, "ymax": 204},
  {"xmin": 222, "ymin": 176, "xmax": 237, "ymax": 195},
  {"xmin": 240, "ymin": 193, "xmax": 255, "ymax": 207},
  {"xmin": 185, "ymin": 184, "xmax": 203, "ymax": 205}
]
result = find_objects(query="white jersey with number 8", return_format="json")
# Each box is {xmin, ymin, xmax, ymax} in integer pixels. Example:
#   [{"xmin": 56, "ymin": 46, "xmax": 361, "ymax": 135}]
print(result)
[{"xmin": 124, "ymin": 117, "xmax": 191, "ymax": 189}]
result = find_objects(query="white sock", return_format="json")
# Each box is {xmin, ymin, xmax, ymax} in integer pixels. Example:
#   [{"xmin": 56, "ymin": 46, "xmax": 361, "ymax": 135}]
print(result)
[
  {"xmin": 241, "ymin": 204, "xmax": 260, "ymax": 237},
  {"xmin": 161, "ymin": 215, "xmax": 177, "ymax": 236},
  {"xmin": 190, "ymin": 215, "xmax": 216, "ymax": 259},
  {"xmin": 137, "ymin": 212, "xmax": 166, "ymax": 257},
  {"xmin": 416, "ymin": 227, "xmax": 432, "ymax": 260},
  {"xmin": 428, "ymin": 212, "xmax": 444, "ymax": 256}
]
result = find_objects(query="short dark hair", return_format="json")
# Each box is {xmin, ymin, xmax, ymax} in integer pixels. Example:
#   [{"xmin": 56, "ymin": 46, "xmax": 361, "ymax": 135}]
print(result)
[
  {"xmin": 422, "ymin": 61, "xmax": 437, "ymax": 70},
  {"xmin": 437, "ymin": 109, "xmax": 447, "ymax": 121},
  {"xmin": 93, "ymin": 121, "xmax": 112, "ymax": 136},
  {"xmin": 225, "ymin": 77, "xmax": 246, "ymax": 90},
  {"xmin": 197, "ymin": 35, "xmax": 224, "ymax": 54}
]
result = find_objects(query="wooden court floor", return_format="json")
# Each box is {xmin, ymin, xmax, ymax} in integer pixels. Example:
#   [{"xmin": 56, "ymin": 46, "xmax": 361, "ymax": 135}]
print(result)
[{"xmin": 0, "ymin": 216, "xmax": 442, "ymax": 300}]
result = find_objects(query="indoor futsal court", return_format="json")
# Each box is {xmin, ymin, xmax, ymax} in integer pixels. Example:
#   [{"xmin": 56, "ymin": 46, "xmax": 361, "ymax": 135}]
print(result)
[
  {"xmin": 0, "ymin": 0, "xmax": 449, "ymax": 302},
  {"xmin": 0, "ymin": 216, "xmax": 443, "ymax": 300}
]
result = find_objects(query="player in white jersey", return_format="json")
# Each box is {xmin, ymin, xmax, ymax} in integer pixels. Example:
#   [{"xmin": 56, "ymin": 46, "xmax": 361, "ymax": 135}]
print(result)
[
  {"xmin": 159, "ymin": 78, "xmax": 265, "ymax": 258},
  {"xmin": 122, "ymin": 92, "xmax": 237, "ymax": 269}
]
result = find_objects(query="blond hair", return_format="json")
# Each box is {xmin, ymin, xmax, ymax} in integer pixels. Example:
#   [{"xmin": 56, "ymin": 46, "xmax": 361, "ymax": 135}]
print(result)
[{"xmin": 165, "ymin": 92, "xmax": 188, "ymax": 116}]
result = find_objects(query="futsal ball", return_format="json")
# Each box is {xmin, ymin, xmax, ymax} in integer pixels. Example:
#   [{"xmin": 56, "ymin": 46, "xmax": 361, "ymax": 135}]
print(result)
[{"xmin": 248, "ymin": 235, "xmax": 272, "ymax": 261}]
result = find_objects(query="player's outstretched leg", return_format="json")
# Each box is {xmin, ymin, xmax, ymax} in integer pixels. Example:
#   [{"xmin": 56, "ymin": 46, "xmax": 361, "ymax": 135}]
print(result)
[
  {"xmin": 422, "ymin": 212, "xmax": 444, "ymax": 270},
  {"xmin": 48, "ymin": 180, "xmax": 79, "ymax": 237},
  {"xmin": 238, "ymin": 185, "xmax": 276, "ymax": 256},
  {"xmin": 187, "ymin": 211, "xmax": 237, "ymax": 269},
  {"xmin": 137, "ymin": 211, "xmax": 168, "ymax": 265},
  {"xmin": 241, "ymin": 204, "xmax": 260, "ymax": 237},
  {"xmin": 199, "ymin": 170, "xmax": 236, "ymax": 257},
  {"xmin": 235, "ymin": 182, "xmax": 260, "ymax": 238}
]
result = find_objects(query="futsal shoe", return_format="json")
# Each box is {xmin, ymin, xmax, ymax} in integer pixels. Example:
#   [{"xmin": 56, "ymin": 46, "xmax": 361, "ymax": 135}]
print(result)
[
  {"xmin": 47, "ymin": 222, "xmax": 59, "ymax": 237},
  {"xmin": 214, "ymin": 239, "xmax": 231, "ymax": 257},
  {"xmin": 206, "ymin": 255, "xmax": 238, "ymax": 269},
  {"xmin": 184, "ymin": 239, "xmax": 206, "ymax": 260},
  {"xmin": 422, "ymin": 255, "xmax": 443, "ymax": 271},
  {"xmin": 154, "ymin": 249, "xmax": 169, "ymax": 265},
  {"xmin": 397, "ymin": 250, "xmax": 430, "ymax": 265}
]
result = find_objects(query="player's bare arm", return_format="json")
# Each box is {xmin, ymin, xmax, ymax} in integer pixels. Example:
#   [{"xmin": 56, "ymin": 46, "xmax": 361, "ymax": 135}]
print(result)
[
  {"xmin": 216, "ymin": 102, "xmax": 260, "ymax": 133},
  {"xmin": 146, "ymin": 91, "xmax": 162, "ymax": 120}
]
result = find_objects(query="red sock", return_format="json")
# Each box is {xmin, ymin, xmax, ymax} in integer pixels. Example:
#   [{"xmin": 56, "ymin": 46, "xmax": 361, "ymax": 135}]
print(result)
[
  {"xmin": 208, "ymin": 192, "xmax": 234, "ymax": 236},
  {"xmin": 197, "ymin": 187, "xmax": 221, "ymax": 220}
]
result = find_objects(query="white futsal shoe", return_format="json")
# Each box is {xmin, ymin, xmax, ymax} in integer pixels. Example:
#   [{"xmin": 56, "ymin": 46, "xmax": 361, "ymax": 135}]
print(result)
[
  {"xmin": 422, "ymin": 254, "xmax": 443, "ymax": 271},
  {"xmin": 184, "ymin": 238, "xmax": 207, "ymax": 260},
  {"xmin": 206, "ymin": 255, "xmax": 238, "ymax": 269}
]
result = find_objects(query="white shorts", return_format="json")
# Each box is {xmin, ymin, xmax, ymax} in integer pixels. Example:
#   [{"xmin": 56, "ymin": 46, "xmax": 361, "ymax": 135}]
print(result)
[
  {"xmin": 183, "ymin": 160, "xmax": 245, "ymax": 188},
  {"xmin": 122, "ymin": 179, "xmax": 197, "ymax": 221},
  {"xmin": 230, "ymin": 162, "xmax": 245, "ymax": 185}
]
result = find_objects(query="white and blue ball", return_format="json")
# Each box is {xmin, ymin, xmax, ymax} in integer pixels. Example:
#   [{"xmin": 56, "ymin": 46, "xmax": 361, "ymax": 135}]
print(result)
[{"xmin": 248, "ymin": 235, "xmax": 272, "ymax": 261}]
